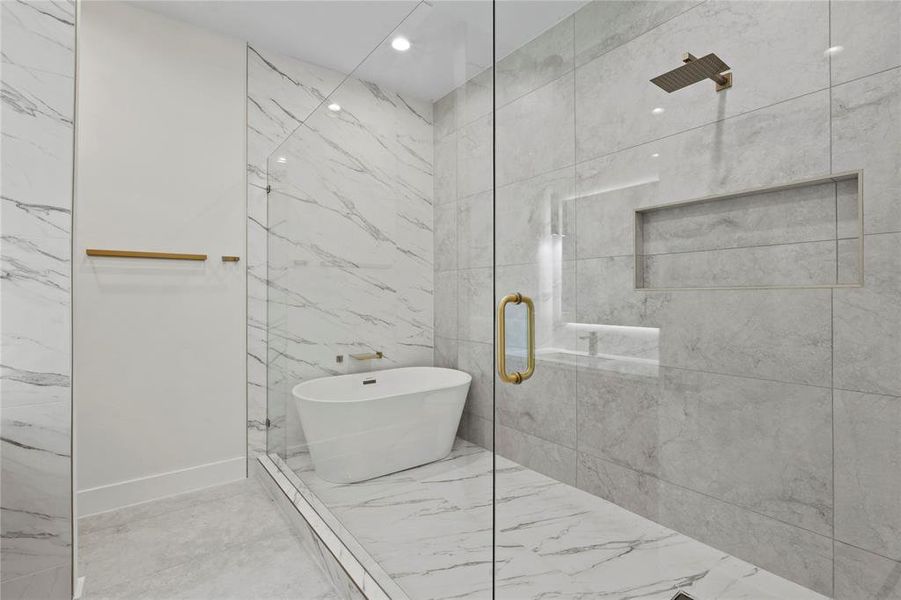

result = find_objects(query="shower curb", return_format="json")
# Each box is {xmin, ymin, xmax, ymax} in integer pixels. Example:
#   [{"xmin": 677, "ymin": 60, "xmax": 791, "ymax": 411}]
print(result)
[{"xmin": 257, "ymin": 455, "xmax": 409, "ymax": 600}]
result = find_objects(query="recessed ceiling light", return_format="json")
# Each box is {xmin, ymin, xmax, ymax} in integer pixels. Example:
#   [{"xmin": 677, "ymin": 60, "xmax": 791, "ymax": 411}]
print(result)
[
  {"xmin": 652, "ymin": 107, "xmax": 665, "ymax": 115},
  {"xmin": 651, "ymin": 153, "xmax": 660, "ymax": 158},
  {"xmin": 391, "ymin": 36, "xmax": 411, "ymax": 52},
  {"xmin": 824, "ymin": 45, "xmax": 844, "ymax": 56},
  {"xmin": 327, "ymin": 103, "xmax": 341, "ymax": 112}
]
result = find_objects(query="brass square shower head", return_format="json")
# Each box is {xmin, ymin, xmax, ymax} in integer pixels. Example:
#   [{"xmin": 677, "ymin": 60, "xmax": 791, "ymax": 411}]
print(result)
[{"xmin": 651, "ymin": 52, "xmax": 732, "ymax": 93}]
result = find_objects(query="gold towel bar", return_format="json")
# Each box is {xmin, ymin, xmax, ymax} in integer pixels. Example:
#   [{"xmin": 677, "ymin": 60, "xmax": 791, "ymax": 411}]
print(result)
[
  {"xmin": 349, "ymin": 351, "xmax": 384, "ymax": 361},
  {"xmin": 85, "ymin": 249, "xmax": 207, "ymax": 261}
]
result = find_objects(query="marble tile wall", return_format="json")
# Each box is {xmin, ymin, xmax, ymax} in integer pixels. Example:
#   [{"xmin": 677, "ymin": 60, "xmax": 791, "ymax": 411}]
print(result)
[
  {"xmin": 1, "ymin": 1, "xmax": 75, "ymax": 598},
  {"xmin": 267, "ymin": 68, "xmax": 434, "ymax": 456},
  {"xmin": 246, "ymin": 45, "xmax": 345, "ymax": 465},
  {"xmin": 435, "ymin": 1, "xmax": 901, "ymax": 597}
]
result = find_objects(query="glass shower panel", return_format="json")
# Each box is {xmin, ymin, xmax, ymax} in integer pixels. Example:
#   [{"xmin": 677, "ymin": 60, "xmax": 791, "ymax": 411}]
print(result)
[
  {"xmin": 493, "ymin": 1, "xmax": 899, "ymax": 598},
  {"xmin": 266, "ymin": 3, "xmax": 495, "ymax": 598}
]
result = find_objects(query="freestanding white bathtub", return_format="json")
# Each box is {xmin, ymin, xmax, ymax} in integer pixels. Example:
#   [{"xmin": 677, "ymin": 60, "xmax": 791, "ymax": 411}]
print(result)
[{"xmin": 292, "ymin": 367, "xmax": 472, "ymax": 484}]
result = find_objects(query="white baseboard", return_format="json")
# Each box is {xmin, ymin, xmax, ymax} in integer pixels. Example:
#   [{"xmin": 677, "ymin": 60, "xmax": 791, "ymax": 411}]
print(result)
[{"xmin": 76, "ymin": 456, "xmax": 246, "ymax": 517}]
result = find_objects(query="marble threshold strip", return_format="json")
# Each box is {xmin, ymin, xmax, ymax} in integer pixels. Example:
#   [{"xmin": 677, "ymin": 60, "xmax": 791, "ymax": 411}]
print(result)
[{"xmin": 258, "ymin": 455, "xmax": 407, "ymax": 600}]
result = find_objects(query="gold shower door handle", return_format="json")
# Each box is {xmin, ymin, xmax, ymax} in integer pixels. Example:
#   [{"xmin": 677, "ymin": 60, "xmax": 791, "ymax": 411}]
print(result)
[{"xmin": 497, "ymin": 293, "xmax": 535, "ymax": 385}]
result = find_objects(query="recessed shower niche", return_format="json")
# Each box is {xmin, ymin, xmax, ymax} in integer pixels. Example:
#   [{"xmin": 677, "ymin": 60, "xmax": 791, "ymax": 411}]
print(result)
[{"xmin": 634, "ymin": 171, "xmax": 863, "ymax": 290}]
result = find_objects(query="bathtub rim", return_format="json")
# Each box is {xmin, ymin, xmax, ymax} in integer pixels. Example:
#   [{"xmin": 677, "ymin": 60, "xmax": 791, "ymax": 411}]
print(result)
[{"xmin": 291, "ymin": 366, "xmax": 473, "ymax": 404}]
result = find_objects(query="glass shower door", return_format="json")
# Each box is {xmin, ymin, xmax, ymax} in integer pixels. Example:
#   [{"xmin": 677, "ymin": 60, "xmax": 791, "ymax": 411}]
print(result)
[{"xmin": 491, "ymin": 1, "xmax": 898, "ymax": 598}]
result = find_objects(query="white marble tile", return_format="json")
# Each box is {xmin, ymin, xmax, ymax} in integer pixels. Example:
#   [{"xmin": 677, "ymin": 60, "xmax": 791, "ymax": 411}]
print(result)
[
  {"xmin": 1, "ymin": 2, "xmax": 73, "ymax": 594},
  {"xmin": 246, "ymin": 45, "xmax": 344, "ymax": 188},
  {"xmin": 832, "ymin": 67, "xmax": 901, "ymax": 236},
  {"xmin": 835, "ymin": 389, "xmax": 901, "ymax": 561},
  {"xmin": 266, "ymin": 73, "xmax": 434, "ymax": 450},
  {"xmin": 434, "ymin": 270, "xmax": 457, "ymax": 339},
  {"xmin": 0, "ymin": 565, "xmax": 71, "ymax": 600},
  {"xmin": 575, "ymin": 0, "xmax": 829, "ymax": 161},
  {"xmin": 496, "ymin": 16, "xmax": 573, "ymax": 107},
  {"xmin": 433, "ymin": 335, "xmax": 457, "ymax": 370},
  {"xmin": 0, "ymin": 402, "xmax": 71, "ymax": 580},
  {"xmin": 830, "ymin": 1, "xmax": 901, "ymax": 85},
  {"xmin": 496, "ymin": 71, "xmax": 575, "ymax": 188}
]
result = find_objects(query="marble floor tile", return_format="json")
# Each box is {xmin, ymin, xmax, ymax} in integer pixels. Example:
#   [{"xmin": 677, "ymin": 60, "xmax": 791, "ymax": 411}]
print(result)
[
  {"xmin": 78, "ymin": 478, "xmax": 340, "ymax": 599},
  {"xmin": 289, "ymin": 439, "xmax": 830, "ymax": 600}
]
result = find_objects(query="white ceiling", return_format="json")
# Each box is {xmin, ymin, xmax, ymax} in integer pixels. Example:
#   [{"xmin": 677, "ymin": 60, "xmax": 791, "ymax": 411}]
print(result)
[{"xmin": 129, "ymin": 0, "xmax": 586, "ymax": 101}]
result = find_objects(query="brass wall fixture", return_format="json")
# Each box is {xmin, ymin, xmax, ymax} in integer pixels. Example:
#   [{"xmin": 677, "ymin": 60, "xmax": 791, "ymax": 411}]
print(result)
[
  {"xmin": 497, "ymin": 292, "xmax": 535, "ymax": 385},
  {"xmin": 221, "ymin": 256, "xmax": 241, "ymax": 262},
  {"xmin": 651, "ymin": 52, "xmax": 732, "ymax": 93},
  {"xmin": 85, "ymin": 249, "xmax": 207, "ymax": 261},
  {"xmin": 350, "ymin": 351, "xmax": 384, "ymax": 361}
]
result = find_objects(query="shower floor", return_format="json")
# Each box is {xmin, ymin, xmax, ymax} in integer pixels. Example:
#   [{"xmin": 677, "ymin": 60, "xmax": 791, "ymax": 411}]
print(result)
[{"xmin": 287, "ymin": 439, "xmax": 828, "ymax": 600}]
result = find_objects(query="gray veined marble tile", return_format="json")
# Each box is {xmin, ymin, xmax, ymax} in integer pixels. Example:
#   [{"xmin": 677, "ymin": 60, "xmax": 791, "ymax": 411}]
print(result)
[
  {"xmin": 575, "ymin": 175, "xmax": 657, "ymax": 260},
  {"xmin": 456, "ymin": 112, "xmax": 493, "ymax": 199},
  {"xmin": 433, "ymin": 132, "xmax": 457, "ymax": 206},
  {"xmin": 457, "ymin": 267, "xmax": 493, "ymax": 344},
  {"xmin": 573, "ymin": 0, "xmax": 702, "ymax": 67},
  {"xmin": 496, "ymin": 71, "xmax": 575, "ymax": 188},
  {"xmin": 640, "ymin": 240, "xmax": 841, "ymax": 289},
  {"xmin": 639, "ymin": 181, "xmax": 842, "ymax": 256},
  {"xmin": 578, "ymin": 366, "xmax": 834, "ymax": 535},
  {"xmin": 834, "ymin": 389, "xmax": 901, "ymax": 562},
  {"xmin": 433, "ymin": 335, "xmax": 458, "ymax": 370},
  {"xmin": 834, "ymin": 542, "xmax": 901, "ymax": 600},
  {"xmin": 574, "ymin": 0, "xmax": 829, "ymax": 162},
  {"xmin": 830, "ymin": 1, "xmax": 901, "ymax": 86},
  {"xmin": 576, "ymin": 453, "xmax": 835, "ymax": 597},
  {"xmin": 496, "ymin": 16, "xmax": 574, "ymax": 108},
  {"xmin": 457, "ymin": 340, "xmax": 493, "ymax": 420},
  {"xmin": 496, "ymin": 167, "xmax": 575, "ymax": 267},
  {"xmin": 433, "ymin": 89, "xmax": 456, "ymax": 140},
  {"xmin": 657, "ymin": 288, "xmax": 833, "ymax": 387},
  {"xmin": 434, "ymin": 201, "xmax": 458, "ymax": 272},
  {"xmin": 834, "ymin": 232, "xmax": 901, "ymax": 397},
  {"xmin": 496, "ymin": 425, "xmax": 577, "ymax": 486},
  {"xmin": 496, "ymin": 360, "xmax": 577, "ymax": 449},
  {"xmin": 832, "ymin": 67, "xmax": 901, "ymax": 236},
  {"xmin": 575, "ymin": 89, "xmax": 831, "ymax": 227},
  {"xmin": 457, "ymin": 190, "xmax": 493, "ymax": 270},
  {"xmin": 434, "ymin": 270, "xmax": 458, "ymax": 339},
  {"xmin": 455, "ymin": 67, "xmax": 493, "ymax": 131},
  {"xmin": 457, "ymin": 411, "xmax": 493, "ymax": 450}
]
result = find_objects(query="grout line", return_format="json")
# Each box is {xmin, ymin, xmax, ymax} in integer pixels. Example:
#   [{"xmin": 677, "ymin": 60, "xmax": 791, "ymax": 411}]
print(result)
[{"xmin": 580, "ymin": 451, "xmax": 836, "ymax": 543}]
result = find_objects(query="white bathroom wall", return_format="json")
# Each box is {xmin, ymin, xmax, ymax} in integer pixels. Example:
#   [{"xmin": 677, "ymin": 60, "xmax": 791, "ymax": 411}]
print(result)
[{"xmin": 74, "ymin": 1, "xmax": 247, "ymax": 515}]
